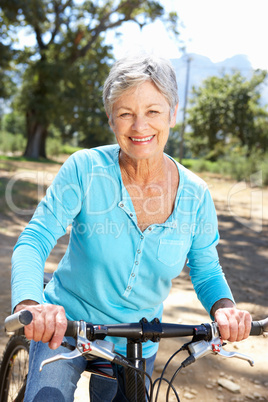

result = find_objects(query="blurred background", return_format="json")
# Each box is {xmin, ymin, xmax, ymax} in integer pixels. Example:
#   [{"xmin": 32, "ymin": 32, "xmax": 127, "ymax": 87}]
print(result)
[{"xmin": 0, "ymin": 0, "xmax": 268, "ymax": 182}]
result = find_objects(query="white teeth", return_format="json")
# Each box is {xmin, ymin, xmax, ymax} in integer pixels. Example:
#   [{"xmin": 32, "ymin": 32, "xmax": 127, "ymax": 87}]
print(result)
[{"xmin": 131, "ymin": 135, "xmax": 154, "ymax": 142}]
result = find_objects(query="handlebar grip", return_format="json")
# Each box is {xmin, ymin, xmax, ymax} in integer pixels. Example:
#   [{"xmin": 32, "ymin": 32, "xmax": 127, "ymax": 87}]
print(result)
[
  {"xmin": 5, "ymin": 310, "xmax": 33, "ymax": 332},
  {"xmin": 65, "ymin": 320, "xmax": 79, "ymax": 338},
  {"xmin": 4, "ymin": 311, "xmax": 79, "ymax": 338},
  {"xmin": 250, "ymin": 317, "xmax": 268, "ymax": 336}
]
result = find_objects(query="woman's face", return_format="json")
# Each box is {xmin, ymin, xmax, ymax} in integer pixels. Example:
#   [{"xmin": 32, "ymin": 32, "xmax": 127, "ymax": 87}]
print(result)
[{"xmin": 109, "ymin": 81, "xmax": 178, "ymax": 162}]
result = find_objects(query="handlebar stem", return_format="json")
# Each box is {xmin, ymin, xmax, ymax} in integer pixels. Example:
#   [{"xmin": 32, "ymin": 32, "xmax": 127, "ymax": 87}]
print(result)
[{"xmin": 139, "ymin": 317, "xmax": 162, "ymax": 343}]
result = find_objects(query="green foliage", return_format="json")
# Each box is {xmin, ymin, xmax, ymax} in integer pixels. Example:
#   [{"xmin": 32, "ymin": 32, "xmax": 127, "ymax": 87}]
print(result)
[
  {"xmin": 188, "ymin": 70, "xmax": 268, "ymax": 160},
  {"xmin": 45, "ymin": 126, "xmax": 62, "ymax": 158},
  {"xmin": 2, "ymin": 111, "xmax": 26, "ymax": 136},
  {"xmin": 165, "ymin": 123, "xmax": 181, "ymax": 158},
  {"xmin": 184, "ymin": 149, "xmax": 268, "ymax": 186},
  {"xmin": 61, "ymin": 144, "xmax": 84, "ymax": 155},
  {"xmin": 187, "ymin": 159, "xmax": 217, "ymax": 173},
  {"xmin": 0, "ymin": 51, "xmax": 16, "ymax": 102},
  {"xmin": 217, "ymin": 148, "xmax": 268, "ymax": 186},
  {"xmin": 258, "ymin": 158, "xmax": 268, "ymax": 187},
  {"xmin": 0, "ymin": 129, "xmax": 81, "ymax": 159},
  {"xmin": 0, "ymin": 111, "xmax": 27, "ymax": 155},
  {"xmin": 0, "ymin": 131, "xmax": 26, "ymax": 154},
  {"xmin": 0, "ymin": 17, "xmax": 16, "ymax": 101}
]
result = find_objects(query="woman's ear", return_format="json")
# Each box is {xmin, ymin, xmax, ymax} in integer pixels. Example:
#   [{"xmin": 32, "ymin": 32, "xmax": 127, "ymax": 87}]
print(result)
[
  {"xmin": 106, "ymin": 112, "xmax": 112, "ymax": 127},
  {"xmin": 170, "ymin": 103, "xmax": 179, "ymax": 128},
  {"xmin": 108, "ymin": 115, "xmax": 113, "ymax": 129}
]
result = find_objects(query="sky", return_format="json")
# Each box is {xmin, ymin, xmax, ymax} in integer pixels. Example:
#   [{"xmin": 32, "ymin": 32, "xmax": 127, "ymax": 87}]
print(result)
[{"xmin": 105, "ymin": 0, "xmax": 268, "ymax": 70}]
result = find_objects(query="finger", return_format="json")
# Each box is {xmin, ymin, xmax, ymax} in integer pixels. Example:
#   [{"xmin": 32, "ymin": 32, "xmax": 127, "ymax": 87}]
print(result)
[
  {"xmin": 244, "ymin": 312, "xmax": 252, "ymax": 338},
  {"xmin": 215, "ymin": 310, "xmax": 230, "ymax": 340},
  {"xmin": 231, "ymin": 310, "xmax": 252, "ymax": 341},
  {"xmin": 240, "ymin": 312, "xmax": 252, "ymax": 340},
  {"xmin": 42, "ymin": 306, "xmax": 58, "ymax": 344},
  {"xmin": 226, "ymin": 313, "xmax": 239, "ymax": 342},
  {"xmin": 31, "ymin": 309, "xmax": 45, "ymax": 342},
  {"xmin": 49, "ymin": 307, "xmax": 67, "ymax": 349},
  {"xmin": 23, "ymin": 306, "xmax": 39, "ymax": 340},
  {"xmin": 24, "ymin": 321, "xmax": 34, "ymax": 340},
  {"xmin": 236, "ymin": 318, "xmax": 246, "ymax": 342}
]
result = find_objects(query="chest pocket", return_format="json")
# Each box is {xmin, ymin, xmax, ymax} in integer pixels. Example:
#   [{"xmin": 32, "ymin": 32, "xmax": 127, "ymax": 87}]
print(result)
[{"xmin": 157, "ymin": 239, "xmax": 185, "ymax": 267}]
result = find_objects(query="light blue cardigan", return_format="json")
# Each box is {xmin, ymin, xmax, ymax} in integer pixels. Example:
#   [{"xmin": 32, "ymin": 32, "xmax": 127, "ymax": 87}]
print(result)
[{"xmin": 11, "ymin": 144, "xmax": 234, "ymax": 357}]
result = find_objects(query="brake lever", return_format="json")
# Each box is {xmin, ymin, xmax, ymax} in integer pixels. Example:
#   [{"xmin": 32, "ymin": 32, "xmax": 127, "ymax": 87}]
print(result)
[
  {"xmin": 214, "ymin": 345, "xmax": 254, "ymax": 366},
  {"xmin": 39, "ymin": 321, "xmax": 130, "ymax": 371},
  {"xmin": 186, "ymin": 323, "xmax": 254, "ymax": 367},
  {"xmin": 39, "ymin": 348, "xmax": 82, "ymax": 371},
  {"xmin": 39, "ymin": 321, "xmax": 115, "ymax": 371}
]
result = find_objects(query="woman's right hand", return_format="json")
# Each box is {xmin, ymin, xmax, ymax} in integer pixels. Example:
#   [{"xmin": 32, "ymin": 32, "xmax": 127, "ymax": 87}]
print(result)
[{"xmin": 14, "ymin": 300, "xmax": 67, "ymax": 349}]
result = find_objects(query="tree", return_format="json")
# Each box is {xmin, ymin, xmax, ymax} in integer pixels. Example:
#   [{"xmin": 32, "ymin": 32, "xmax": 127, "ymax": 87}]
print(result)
[
  {"xmin": 0, "ymin": 1, "xmax": 179, "ymax": 158},
  {"xmin": 0, "ymin": 44, "xmax": 14, "ymax": 102},
  {"xmin": 0, "ymin": 18, "xmax": 16, "ymax": 117},
  {"xmin": 18, "ymin": 37, "xmax": 113, "ymax": 154},
  {"xmin": 188, "ymin": 70, "xmax": 268, "ymax": 160},
  {"xmin": 165, "ymin": 123, "xmax": 181, "ymax": 159}
]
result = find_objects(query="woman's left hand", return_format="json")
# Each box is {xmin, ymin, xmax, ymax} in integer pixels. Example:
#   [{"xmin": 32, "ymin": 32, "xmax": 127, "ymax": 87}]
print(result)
[{"xmin": 214, "ymin": 307, "xmax": 252, "ymax": 342}]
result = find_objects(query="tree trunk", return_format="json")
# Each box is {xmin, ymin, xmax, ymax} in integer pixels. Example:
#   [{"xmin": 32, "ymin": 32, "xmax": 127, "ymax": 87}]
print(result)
[{"xmin": 24, "ymin": 109, "xmax": 48, "ymax": 159}]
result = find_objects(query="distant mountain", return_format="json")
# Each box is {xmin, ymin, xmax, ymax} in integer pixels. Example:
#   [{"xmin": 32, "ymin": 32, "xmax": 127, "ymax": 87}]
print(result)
[{"xmin": 171, "ymin": 54, "xmax": 268, "ymax": 121}]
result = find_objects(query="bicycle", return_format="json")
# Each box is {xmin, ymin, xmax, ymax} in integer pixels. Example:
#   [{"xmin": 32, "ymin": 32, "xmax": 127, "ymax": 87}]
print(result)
[{"xmin": 1, "ymin": 307, "xmax": 268, "ymax": 402}]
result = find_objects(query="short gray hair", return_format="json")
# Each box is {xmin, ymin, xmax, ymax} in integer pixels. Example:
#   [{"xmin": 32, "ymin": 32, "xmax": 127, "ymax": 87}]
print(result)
[{"xmin": 103, "ymin": 54, "xmax": 179, "ymax": 118}]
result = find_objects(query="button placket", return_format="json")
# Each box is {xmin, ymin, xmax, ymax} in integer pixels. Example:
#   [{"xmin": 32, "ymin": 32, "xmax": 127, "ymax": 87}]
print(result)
[
  {"xmin": 123, "ymin": 233, "xmax": 145, "ymax": 297},
  {"xmin": 118, "ymin": 200, "xmax": 136, "ymax": 225}
]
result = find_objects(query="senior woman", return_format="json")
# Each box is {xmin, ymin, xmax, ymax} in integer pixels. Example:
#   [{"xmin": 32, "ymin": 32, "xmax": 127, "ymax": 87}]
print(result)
[{"xmin": 12, "ymin": 54, "xmax": 251, "ymax": 401}]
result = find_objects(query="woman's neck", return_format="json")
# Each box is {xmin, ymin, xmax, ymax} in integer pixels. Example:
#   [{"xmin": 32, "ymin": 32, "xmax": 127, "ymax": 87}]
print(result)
[{"xmin": 119, "ymin": 152, "xmax": 169, "ymax": 185}]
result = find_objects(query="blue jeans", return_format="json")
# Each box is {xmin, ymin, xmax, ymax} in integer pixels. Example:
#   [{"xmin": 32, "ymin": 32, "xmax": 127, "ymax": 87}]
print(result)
[{"xmin": 24, "ymin": 338, "xmax": 156, "ymax": 401}]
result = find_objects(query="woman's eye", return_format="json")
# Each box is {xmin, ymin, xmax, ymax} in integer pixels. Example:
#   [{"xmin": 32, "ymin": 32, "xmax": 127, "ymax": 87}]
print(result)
[
  {"xmin": 120, "ymin": 113, "xmax": 132, "ymax": 118},
  {"xmin": 148, "ymin": 110, "xmax": 159, "ymax": 115}
]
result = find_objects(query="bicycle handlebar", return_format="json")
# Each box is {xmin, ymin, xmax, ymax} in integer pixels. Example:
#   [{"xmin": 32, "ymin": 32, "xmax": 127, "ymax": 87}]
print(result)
[
  {"xmin": 249, "ymin": 317, "xmax": 268, "ymax": 336},
  {"xmin": 5, "ymin": 311, "xmax": 268, "ymax": 341},
  {"xmin": 5, "ymin": 310, "xmax": 33, "ymax": 332}
]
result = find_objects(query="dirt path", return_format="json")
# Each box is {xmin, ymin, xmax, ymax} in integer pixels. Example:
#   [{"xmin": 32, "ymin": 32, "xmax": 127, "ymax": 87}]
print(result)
[{"xmin": 0, "ymin": 159, "xmax": 267, "ymax": 401}]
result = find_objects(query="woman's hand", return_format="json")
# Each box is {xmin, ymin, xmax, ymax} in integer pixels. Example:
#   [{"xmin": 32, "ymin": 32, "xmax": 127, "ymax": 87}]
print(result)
[
  {"xmin": 211, "ymin": 299, "xmax": 252, "ymax": 342},
  {"xmin": 14, "ymin": 300, "xmax": 67, "ymax": 349},
  {"xmin": 215, "ymin": 307, "xmax": 252, "ymax": 341}
]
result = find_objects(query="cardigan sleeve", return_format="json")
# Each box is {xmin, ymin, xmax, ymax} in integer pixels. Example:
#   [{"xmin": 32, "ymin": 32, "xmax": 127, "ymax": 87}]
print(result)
[{"xmin": 11, "ymin": 151, "xmax": 89, "ymax": 311}]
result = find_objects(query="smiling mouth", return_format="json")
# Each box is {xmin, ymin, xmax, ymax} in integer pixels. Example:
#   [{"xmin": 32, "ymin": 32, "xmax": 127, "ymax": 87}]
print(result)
[{"xmin": 130, "ymin": 135, "xmax": 155, "ymax": 142}]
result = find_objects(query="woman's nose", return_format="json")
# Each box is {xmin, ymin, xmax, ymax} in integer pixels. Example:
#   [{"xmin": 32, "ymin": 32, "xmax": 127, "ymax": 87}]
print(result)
[{"xmin": 131, "ymin": 115, "xmax": 149, "ymax": 132}]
